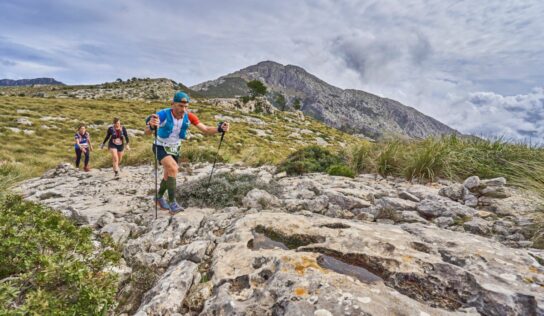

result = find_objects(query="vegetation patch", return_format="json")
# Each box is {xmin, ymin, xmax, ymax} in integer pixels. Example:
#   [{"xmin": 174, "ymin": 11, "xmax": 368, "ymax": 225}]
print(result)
[
  {"xmin": 0, "ymin": 195, "xmax": 120, "ymax": 315},
  {"xmin": 327, "ymin": 164, "xmax": 355, "ymax": 178},
  {"xmin": 278, "ymin": 145, "xmax": 343, "ymax": 175},
  {"xmin": 177, "ymin": 172, "xmax": 280, "ymax": 208}
]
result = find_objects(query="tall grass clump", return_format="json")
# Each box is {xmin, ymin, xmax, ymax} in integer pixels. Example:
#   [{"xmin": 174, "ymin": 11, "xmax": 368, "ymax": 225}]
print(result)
[
  {"xmin": 375, "ymin": 140, "xmax": 402, "ymax": 176},
  {"xmin": 447, "ymin": 136, "xmax": 544, "ymax": 193},
  {"xmin": 338, "ymin": 135, "xmax": 544, "ymax": 194},
  {"xmin": 345, "ymin": 142, "xmax": 373, "ymax": 174},
  {"xmin": 403, "ymin": 137, "xmax": 454, "ymax": 181}
]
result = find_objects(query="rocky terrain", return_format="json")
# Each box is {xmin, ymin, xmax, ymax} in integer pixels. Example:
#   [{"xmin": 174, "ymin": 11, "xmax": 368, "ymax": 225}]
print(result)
[
  {"xmin": 191, "ymin": 61, "xmax": 459, "ymax": 140},
  {"xmin": 16, "ymin": 163, "xmax": 544, "ymax": 315}
]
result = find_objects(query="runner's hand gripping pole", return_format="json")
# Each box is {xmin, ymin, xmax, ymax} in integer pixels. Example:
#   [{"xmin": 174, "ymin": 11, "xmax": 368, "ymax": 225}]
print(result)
[{"xmin": 207, "ymin": 122, "xmax": 226, "ymax": 189}]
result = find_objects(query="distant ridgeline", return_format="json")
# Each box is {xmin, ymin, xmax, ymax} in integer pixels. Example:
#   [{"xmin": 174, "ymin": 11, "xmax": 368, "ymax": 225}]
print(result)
[{"xmin": 0, "ymin": 78, "xmax": 64, "ymax": 86}]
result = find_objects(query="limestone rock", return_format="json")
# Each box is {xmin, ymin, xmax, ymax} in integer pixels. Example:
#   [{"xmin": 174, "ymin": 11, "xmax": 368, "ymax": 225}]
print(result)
[
  {"xmin": 438, "ymin": 183, "xmax": 465, "ymax": 202},
  {"xmin": 398, "ymin": 190, "xmax": 420, "ymax": 202},
  {"xmin": 481, "ymin": 177, "xmax": 507, "ymax": 187},
  {"xmin": 463, "ymin": 218, "xmax": 492, "ymax": 236},
  {"xmin": 97, "ymin": 212, "xmax": 116, "ymax": 228},
  {"xmin": 242, "ymin": 189, "xmax": 281, "ymax": 210},
  {"xmin": 101, "ymin": 222, "xmax": 132, "ymax": 244},
  {"xmin": 135, "ymin": 261, "xmax": 198, "ymax": 316},
  {"xmin": 463, "ymin": 176, "xmax": 482, "ymax": 192}
]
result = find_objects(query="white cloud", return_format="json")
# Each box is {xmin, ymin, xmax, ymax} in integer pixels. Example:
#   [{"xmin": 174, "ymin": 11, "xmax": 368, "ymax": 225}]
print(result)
[
  {"xmin": 444, "ymin": 88, "xmax": 544, "ymax": 141},
  {"xmin": 0, "ymin": 0, "xmax": 543, "ymax": 140}
]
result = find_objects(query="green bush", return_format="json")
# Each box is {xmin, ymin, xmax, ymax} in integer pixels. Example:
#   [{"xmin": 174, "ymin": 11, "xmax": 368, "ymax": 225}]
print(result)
[
  {"xmin": 177, "ymin": 172, "xmax": 279, "ymax": 208},
  {"xmin": 278, "ymin": 145, "xmax": 342, "ymax": 175},
  {"xmin": 0, "ymin": 195, "xmax": 120, "ymax": 315},
  {"xmin": 327, "ymin": 164, "xmax": 355, "ymax": 178}
]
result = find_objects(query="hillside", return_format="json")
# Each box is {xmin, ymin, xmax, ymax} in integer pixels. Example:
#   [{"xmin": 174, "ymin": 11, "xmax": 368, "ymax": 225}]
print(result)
[
  {"xmin": 192, "ymin": 61, "xmax": 459, "ymax": 140},
  {"xmin": 2, "ymin": 94, "xmax": 544, "ymax": 315}
]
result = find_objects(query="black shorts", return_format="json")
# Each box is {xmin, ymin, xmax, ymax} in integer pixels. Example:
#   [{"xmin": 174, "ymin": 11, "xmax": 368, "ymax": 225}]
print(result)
[
  {"xmin": 109, "ymin": 143, "xmax": 124, "ymax": 152},
  {"xmin": 152, "ymin": 144, "xmax": 178, "ymax": 164}
]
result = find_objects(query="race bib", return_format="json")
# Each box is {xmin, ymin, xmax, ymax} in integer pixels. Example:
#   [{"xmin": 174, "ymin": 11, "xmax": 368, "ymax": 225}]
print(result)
[
  {"xmin": 164, "ymin": 142, "xmax": 181, "ymax": 156},
  {"xmin": 113, "ymin": 138, "xmax": 123, "ymax": 145}
]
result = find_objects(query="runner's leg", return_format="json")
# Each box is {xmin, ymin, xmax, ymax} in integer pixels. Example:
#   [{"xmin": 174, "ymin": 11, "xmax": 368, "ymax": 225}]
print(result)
[
  {"xmin": 84, "ymin": 149, "xmax": 90, "ymax": 169},
  {"xmin": 160, "ymin": 155, "xmax": 179, "ymax": 202},
  {"xmin": 109, "ymin": 148, "xmax": 119, "ymax": 172},
  {"xmin": 75, "ymin": 148, "xmax": 82, "ymax": 168}
]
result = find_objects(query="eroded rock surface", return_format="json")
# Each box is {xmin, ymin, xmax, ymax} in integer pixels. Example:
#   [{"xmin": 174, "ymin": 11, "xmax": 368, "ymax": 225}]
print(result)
[{"xmin": 17, "ymin": 163, "xmax": 544, "ymax": 315}]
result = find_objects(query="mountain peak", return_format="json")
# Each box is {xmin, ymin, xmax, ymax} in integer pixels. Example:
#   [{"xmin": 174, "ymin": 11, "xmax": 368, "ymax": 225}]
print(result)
[{"xmin": 191, "ymin": 62, "xmax": 459, "ymax": 139}]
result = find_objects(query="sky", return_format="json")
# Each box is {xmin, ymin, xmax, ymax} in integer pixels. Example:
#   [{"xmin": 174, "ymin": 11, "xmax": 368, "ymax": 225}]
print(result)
[{"xmin": 1, "ymin": 0, "xmax": 543, "ymax": 141}]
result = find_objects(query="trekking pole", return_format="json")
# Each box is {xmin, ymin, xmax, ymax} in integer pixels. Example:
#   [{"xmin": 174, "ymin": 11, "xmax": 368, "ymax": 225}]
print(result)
[
  {"xmin": 154, "ymin": 111, "xmax": 158, "ymax": 220},
  {"xmin": 207, "ymin": 130, "xmax": 225, "ymax": 189}
]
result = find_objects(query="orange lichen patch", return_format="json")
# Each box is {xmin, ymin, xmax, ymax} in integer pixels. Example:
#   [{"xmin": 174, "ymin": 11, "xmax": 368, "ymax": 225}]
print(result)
[
  {"xmin": 294, "ymin": 256, "xmax": 323, "ymax": 275},
  {"xmin": 529, "ymin": 266, "xmax": 539, "ymax": 273},
  {"xmin": 294, "ymin": 287, "xmax": 308, "ymax": 296},
  {"xmin": 402, "ymin": 255, "xmax": 413, "ymax": 263}
]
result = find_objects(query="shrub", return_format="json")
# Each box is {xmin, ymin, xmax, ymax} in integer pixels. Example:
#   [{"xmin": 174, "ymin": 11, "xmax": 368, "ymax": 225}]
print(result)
[
  {"xmin": 177, "ymin": 172, "xmax": 280, "ymax": 208},
  {"xmin": 0, "ymin": 195, "xmax": 120, "ymax": 315},
  {"xmin": 247, "ymin": 80, "xmax": 267, "ymax": 98},
  {"xmin": 278, "ymin": 146, "xmax": 342, "ymax": 175},
  {"xmin": 327, "ymin": 164, "xmax": 355, "ymax": 178},
  {"xmin": 240, "ymin": 96, "xmax": 251, "ymax": 104}
]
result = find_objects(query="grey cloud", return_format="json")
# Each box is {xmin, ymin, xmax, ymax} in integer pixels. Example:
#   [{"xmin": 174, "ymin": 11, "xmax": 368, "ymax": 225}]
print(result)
[
  {"xmin": 0, "ymin": 0, "xmax": 543, "ymax": 142},
  {"xmin": 448, "ymin": 88, "xmax": 544, "ymax": 141}
]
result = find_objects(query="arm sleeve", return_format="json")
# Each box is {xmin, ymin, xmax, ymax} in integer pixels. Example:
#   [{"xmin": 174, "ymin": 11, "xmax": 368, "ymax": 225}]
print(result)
[
  {"xmin": 102, "ymin": 127, "xmax": 112, "ymax": 145},
  {"xmin": 188, "ymin": 112, "xmax": 200, "ymax": 125},
  {"xmin": 123, "ymin": 127, "xmax": 130, "ymax": 144}
]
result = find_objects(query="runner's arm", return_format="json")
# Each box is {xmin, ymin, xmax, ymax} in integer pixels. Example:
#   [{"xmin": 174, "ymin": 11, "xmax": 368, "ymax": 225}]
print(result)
[
  {"xmin": 123, "ymin": 126, "xmax": 130, "ymax": 144},
  {"xmin": 102, "ymin": 128, "xmax": 112, "ymax": 146},
  {"xmin": 195, "ymin": 122, "xmax": 230, "ymax": 135},
  {"xmin": 87, "ymin": 133, "xmax": 94, "ymax": 151}
]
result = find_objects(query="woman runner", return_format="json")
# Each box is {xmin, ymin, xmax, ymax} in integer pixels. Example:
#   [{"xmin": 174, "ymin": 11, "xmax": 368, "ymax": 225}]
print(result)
[
  {"xmin": 101, "ymin": 117, "xmax": 130, "ymax": 178},
  {"xmin": 74, "ymin": 124, "xmax": 94, "ymax": 171}
]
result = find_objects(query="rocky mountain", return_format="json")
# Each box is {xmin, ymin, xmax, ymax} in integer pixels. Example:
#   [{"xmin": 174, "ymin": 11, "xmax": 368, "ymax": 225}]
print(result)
[
  {"xmin": 17, "ymin": 163, "xmax": 544, "ymax": 315},
  {"xmin": 0, "ymin": 78, "xmax": 64, "ymax": 86},
  {"xmin": 192, "ymin": 61, "xmax": 459, "ymax": 139}
]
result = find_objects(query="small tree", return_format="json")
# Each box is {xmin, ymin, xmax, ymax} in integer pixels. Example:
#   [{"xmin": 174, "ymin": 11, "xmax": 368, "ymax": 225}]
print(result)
[
  {"xmin": 275, "ymin": 93, "xmax": 287, "ymax": 111},
  {"xmin": 247, "ymin": 80, "xmax": 267, "ymax": 99},
  {"xmin": 293, "ymin": 98, "xmax": 302, "ymax": 110}
]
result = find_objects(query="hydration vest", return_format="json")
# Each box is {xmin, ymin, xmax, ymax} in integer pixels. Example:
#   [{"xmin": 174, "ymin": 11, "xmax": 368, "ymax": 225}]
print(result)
[{"xmin": 157, "ymin": 108, "xmax": 190, "ymax": 140}]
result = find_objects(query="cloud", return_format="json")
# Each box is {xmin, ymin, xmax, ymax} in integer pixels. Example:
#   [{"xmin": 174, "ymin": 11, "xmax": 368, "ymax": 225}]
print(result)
[
  {"xmin": 443, "ymin": 88, "xmax": 544, "ymax": 141},
  {"xmin": 0, "ymin": 0, "xmax": 543, "ymax": 141}
]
